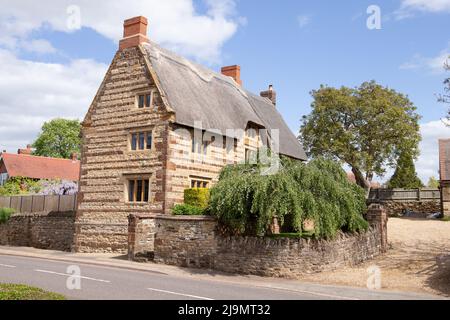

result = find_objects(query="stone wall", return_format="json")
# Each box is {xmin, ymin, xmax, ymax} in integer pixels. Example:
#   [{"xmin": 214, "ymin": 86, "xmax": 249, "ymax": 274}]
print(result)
[
  {"xmin": 128, "ymin": 206, "xmax": 388, "ymax": 278},
  {"xmin": 373, "ymin": 200, "xmax": 441, "ymax": 217},
  {"xmin": 0, "ymin": 211, "xmax": 75, "ymax": 251}
]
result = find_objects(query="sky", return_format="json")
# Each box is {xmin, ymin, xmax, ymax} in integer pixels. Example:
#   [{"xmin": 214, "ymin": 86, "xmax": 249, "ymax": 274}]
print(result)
[{"xmin": 0, "ymin": 0, "xmax": 449, "ymax": 184}]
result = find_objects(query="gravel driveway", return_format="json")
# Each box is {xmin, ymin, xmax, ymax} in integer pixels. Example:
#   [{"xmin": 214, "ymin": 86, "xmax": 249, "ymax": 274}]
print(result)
[{"xmin": 300, "ymin": 218, "xmax": 450, "ymax": 297}]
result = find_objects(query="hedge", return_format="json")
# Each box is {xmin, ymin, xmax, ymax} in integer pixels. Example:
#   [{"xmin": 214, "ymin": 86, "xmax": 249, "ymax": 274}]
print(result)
[{"xmin": 184, "ymin": 188, "xmax": 210, "ymax": 209}]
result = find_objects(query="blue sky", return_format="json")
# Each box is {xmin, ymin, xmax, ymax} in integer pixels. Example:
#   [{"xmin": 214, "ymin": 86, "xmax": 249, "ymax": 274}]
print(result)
[{"xmin": 0, "ymin": 0, "xmax": 449, "ymax": 182}]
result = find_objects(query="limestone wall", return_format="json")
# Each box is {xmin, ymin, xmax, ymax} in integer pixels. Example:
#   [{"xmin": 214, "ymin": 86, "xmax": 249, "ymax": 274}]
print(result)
[
  {"xmin": 129, "ymin": 206, "xmax": 388, "ymax": 278},
  {"xmin": 75, "ymin": 45, "xmax": 172, "ymax": 253},
  {"xmin": 0, "ymin": 212, "xmax": 75, "ymax": 251}
]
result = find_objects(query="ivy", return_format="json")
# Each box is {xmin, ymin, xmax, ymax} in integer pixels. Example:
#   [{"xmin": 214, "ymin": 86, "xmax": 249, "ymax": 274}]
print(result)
[{"xmin": 209, "ymin": 158, "xmax": 368, "ymax": 238}]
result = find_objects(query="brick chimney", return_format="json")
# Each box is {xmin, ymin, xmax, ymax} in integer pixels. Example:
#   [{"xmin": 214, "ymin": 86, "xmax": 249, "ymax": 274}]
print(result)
[
  {"xmin": 221, "ymin": 65, "xmax": 242, "ymax": 86},
  {"xmin": 18, "ymin": 144, "xmax": 32, "ymax": 155},
  {"xmin": 260, "ymin": 85, "xmax": 277, "ymax": 106},
  {"xmin": 119, "ymin": 16, "xmax": 149, "ymax": 50}
]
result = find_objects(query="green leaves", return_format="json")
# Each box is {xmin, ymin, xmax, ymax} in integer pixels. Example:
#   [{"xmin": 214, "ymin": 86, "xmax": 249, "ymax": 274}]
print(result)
[
  {"xmin": 32, "ymin": 118, "xmax": 81, "ymax": 159},
  {"xmin": 209, "ymin": 158, "xmax": 368, "ymax": 239},
  {"xmin": 300, "ymin": 81, "xmax": 421, "ymax": 189},
  {"xmin": 388, "ymin": 150, "xmax": 423, "ymax": 189}
]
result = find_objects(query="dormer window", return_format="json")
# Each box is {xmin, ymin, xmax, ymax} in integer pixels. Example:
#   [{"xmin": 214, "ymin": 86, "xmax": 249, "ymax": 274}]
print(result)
[{"xmin": 137, "ymin": 92, "xmax": 152, "ymax": 109}]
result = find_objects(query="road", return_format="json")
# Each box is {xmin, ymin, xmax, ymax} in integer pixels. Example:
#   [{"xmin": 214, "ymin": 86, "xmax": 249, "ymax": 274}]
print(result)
[{"xmin": 0, "ymin": 254, "xmax": 442, "ymax": 300}]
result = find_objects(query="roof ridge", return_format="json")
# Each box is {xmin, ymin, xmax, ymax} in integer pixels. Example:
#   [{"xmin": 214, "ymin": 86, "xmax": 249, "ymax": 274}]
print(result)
[{"xmin": 2, "ymin": 153, "xmax": 79, "ymax": 162}]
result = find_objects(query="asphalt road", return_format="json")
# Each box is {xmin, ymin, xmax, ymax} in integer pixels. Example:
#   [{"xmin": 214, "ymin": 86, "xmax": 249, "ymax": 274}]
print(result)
[{"xmin": 0, "ymin": 254, "xmax": 442, "ymax": 300}]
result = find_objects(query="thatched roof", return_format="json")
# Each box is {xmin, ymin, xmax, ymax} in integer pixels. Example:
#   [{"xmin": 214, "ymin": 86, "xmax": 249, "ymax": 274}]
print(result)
[{"xmin": 142, "ymin": 41, "xmax": 307, "ymax": 160}]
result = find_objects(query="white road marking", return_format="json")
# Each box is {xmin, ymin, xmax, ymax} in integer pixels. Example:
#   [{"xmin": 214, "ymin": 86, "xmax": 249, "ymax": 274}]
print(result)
[
  {"xmin": 258, "ymin": 285, "xmax": 360, "ymax": 300},
  {"xmin": 34, "ymin": 269, "xmax": 111, "ymax": 283},
  {"xmin": 0, "ymin": 263, "xmax": 16, "ymax": 268},
  {"xmin": 147, "ymin": 287, "xmax": 214, "ymax": 300}
]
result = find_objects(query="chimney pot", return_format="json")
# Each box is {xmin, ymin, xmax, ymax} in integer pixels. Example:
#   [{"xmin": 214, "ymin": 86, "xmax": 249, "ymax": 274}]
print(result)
[
  {"xmin": 18, "ymin": 145, "xmax": 32, "ymax": 155},
  {"xmin": 260, "ymin": 85, "xmax": 277, "ymax": 107},
  {"xmin": 119, "ymin": 16, "xmax": 150, "ymax": 50},
  {"xmin": 221, "ymin": 65, "xmax": 242, "ymax": 86}
]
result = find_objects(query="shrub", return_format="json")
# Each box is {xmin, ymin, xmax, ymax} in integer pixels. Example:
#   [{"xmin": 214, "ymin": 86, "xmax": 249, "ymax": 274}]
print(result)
[
  {"xmin": 184, "ymin": 188, "xmax": 210, "ymax": 209},
  {"xmin": 209, "ymin": 157, "xmax": 368, "ymax": 238},
  {"xmin": 172, "ymin": 204, "xmax": 205, "ymax": 216},
  {"xmin": 0, "ymin": 208, "xmax": 15, "ymax": 224},
  {"xmin": 0, "ymin": 177, "xmax": 41, "ymax": 196}
]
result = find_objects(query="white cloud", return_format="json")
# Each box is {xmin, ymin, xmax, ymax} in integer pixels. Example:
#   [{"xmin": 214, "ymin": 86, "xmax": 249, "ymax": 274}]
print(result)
[
  {"xmin": 400, "ymin": 47, "xmax": 450, "ymax": 74},
  {"xmin": 415, "ymin": 120, "xmax": 450, "ymax": 183},
  {"xmin": 20, "ymin": 39, "xmax": 57, "ymax": 54},
  {"xmin": 395, "ymin": 0, "xmax": 450, "ymax": 19},
  {"xmin": 0, "ymin": 0, "xmax": 242, "ymax": 63},
  {"xmin": 0, "ymin": 49, "xmax": 107, "ymax": 153},
  {"xmin": 297, "ymin": 15, "xmax": 311, "ymax": 28}
]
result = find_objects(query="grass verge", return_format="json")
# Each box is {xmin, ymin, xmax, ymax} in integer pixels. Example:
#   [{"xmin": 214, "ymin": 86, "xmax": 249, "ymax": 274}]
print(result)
[{"xmin": 0, "ymin": 284, "xmax": 66, "ymax": 300}]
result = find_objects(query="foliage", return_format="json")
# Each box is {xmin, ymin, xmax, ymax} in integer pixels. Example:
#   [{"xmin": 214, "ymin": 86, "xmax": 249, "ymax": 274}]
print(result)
[
  {"xmin": 32, "ymin": 118, "xmax": 81, "ymax": 159},
  {"xmin": 0, "ymin": 177, "xmax": 41, "ymax": 196},
  {"xmin": 388, "ymin": 151, "xmax": 424, "ymax": 189},
  {"xmin": 184, "ymin": 188, "xmax": 210, "ymax": 209},
  {"xmin": 172, "ymin": 204, "xmax": 205, "ymax": 216},
  {"xmin": 438, "ymin": 58, "xmax": 449, "ymax": 124},
  {"xmin": 0, "ymin": 284, "xmax": 65, "ymax": 300},
  {"xmin": 209, "ymin": 158, "xmax": 368, "ymax": 238},
  {"xmin": 38, "ymin": 180, "xmax": 78, "ymax": 195},
  {"xmin": 427, "ymin": 176, "xmax": 440, "ymax": 189},
  {"xmin": 300, "ymin": 81, "xmax": 421, "ymax": 190},
  {"xmin": 442, "ymin": 216, "xmax": 450, "ymax": 222},
  {"xmin": 0, "ymin": 208, "xmax": 15, "ymax": 224}
]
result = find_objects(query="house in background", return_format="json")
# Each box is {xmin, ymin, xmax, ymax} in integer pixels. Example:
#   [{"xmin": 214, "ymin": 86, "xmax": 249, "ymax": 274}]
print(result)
[
  {"xmin": 0, "ymin": 145, "xmax": 80, "ymax": 186},
  {"xmin": 439, "ymin": 139, "xmax": 450, "ymax": 216},
  {"xmin": 74, "ymin": 16, "xmax": 307, "ymax": 252}
]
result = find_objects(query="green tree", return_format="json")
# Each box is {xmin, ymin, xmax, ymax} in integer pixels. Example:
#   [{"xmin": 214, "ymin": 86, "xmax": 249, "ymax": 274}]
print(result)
[
  {"xmin": 300, "ymin": 81, "xmax": 421, "ymax": 190},
  {"xmin": 427, "ymin": 176, "xmax": 440, "ymax": 188},
  {"xmin": 32, "ymin": 118, "xmax": 81, "ymax": 159},
  {"xmin": 388, "ymin": 151, "xmax": 423, "ymax": 189}
]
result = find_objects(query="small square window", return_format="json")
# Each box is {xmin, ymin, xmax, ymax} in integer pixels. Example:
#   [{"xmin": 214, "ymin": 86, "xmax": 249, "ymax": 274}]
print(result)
[
  {"xmin": 128, "ymin": 178, "xmax": 150, "ymax": 203},
  {"xmin": 137, "ymin": 93, "xmax": 152, "ymax": 109}
]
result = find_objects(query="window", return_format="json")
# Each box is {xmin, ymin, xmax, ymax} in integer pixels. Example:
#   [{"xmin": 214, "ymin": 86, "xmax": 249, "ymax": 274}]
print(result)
[
  {"xmin": 137, "ymin": 92, "xmax": 152, "ymax": 109},
  {"xmin": 0, "ymin": 173, "xmax": 8, "ymax": 186},
  {"xmin": 130, "ymin": 131, "xmax": 153, "ymax": 151},
  {"xmin": 245, "ymin": 148, "xmax": 257, "ymax": 164},
  {"xmin": 190, "ymin": 177, "xmax": 211, "ymax": 189},
  {"xmin": 246, "ymin": 127, "xmax": 258, "ymax": 139},
  {"xmin": 192, "ymin": 132, "xmax": 213, "ymax": 155},
  {"xmin": 128, "ymin": 178, "xmax": 150, "ymax": 202}
]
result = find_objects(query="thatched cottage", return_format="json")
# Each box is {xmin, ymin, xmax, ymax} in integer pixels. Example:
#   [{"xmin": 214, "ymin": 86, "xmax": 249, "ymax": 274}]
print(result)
[{"xmin": 74, "ymin": 16, "xmax": 306, "ymax": 252}]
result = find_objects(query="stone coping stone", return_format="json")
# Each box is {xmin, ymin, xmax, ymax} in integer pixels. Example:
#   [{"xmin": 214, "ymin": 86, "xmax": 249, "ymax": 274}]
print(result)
[{"xmin": 130, "ymin": 213, "xmax": 216, "ymax": 221}]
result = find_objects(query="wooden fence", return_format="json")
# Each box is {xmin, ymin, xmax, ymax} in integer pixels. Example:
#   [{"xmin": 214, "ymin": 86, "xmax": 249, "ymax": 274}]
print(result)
[
  {"xmin": 0, "ymin": 194, "xmax": 77, "ymax": 213},
  {"xmin": 368, "ymin": 188, "xmax": 440, "ymax": 202}
]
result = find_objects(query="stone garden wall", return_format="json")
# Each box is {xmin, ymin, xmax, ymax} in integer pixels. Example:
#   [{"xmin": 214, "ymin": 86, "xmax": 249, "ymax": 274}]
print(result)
[
  {"xmin": 128, "ymin": 205, "xmax": 388, "ymax": 278},
  {"xmin": 0, "ymin": 211, "xmax": 75, "ymax": 251}
]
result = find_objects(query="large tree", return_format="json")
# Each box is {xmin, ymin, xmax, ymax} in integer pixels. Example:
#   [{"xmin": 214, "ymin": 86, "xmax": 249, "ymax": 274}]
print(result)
[
  {"xmin": 33, "ymin": 118, "xmax": 81, "ymax": 159},
  {"xmin": 387, "ymin": 151, "xmax": 423, "ymax": 189},
  {"xmin": 300, "ymin": 81, "xmax": 421, "ymax": 190}
]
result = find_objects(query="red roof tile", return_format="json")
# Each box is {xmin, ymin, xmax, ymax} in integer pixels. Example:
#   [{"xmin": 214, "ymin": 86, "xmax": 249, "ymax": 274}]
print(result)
[{"xmin": 0, "ymin": 153, "xmax": 80, "ymax": 181}]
